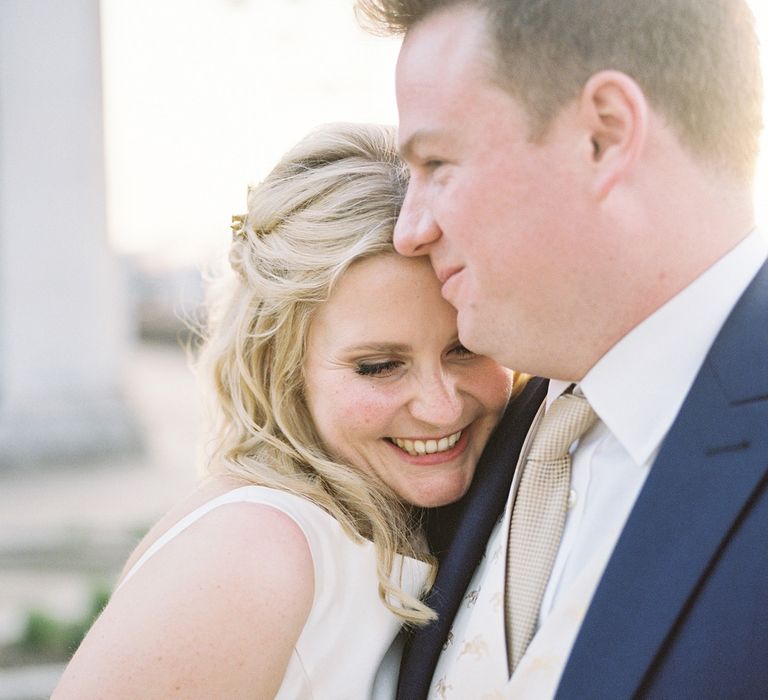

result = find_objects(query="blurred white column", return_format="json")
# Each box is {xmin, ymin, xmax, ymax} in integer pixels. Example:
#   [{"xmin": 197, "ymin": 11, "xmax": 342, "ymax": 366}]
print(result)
[{"xmin": 0, "ymin": 0, "xmax": 141, "ymax": 467}]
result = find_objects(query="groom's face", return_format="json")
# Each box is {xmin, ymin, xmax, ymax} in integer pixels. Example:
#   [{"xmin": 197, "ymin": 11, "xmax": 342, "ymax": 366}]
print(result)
[{"xmin": 394, "ymin": 5, "xmax": 599, "ymax": 379}]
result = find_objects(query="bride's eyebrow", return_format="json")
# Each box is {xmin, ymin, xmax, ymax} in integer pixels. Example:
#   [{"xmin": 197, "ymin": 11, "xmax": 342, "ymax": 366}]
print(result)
[{"xmin": 341, "ymin": 342, "xmax": 412, "ymax": 354}]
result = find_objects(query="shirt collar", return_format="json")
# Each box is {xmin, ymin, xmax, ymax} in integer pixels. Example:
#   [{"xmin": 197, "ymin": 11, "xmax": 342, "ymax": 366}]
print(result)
[{"xmin": 549, "ymin": 228, "xmax": 768, "ymax": 467}]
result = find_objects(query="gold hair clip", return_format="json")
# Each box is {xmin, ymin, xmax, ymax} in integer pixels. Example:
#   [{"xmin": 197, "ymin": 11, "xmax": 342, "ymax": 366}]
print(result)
[{"xmin": 230, "ymin": 214, "xmax": 247, "ymax": 240}]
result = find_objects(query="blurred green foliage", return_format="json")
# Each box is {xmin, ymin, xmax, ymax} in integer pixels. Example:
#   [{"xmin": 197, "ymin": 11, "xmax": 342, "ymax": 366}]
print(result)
[{"xmin": 10, "ymin": 583, "xmax": 111, "ymax": 664}]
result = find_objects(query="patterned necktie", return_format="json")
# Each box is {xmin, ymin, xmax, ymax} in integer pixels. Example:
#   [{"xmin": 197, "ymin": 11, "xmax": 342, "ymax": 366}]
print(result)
[{"xmin": 505, "ymin": 390, "xmax": 597, "ymax": 671}]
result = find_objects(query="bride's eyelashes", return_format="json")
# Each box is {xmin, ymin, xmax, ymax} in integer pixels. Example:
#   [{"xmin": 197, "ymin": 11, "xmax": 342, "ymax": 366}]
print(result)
[{"xmin": 355, "ymin": 359, "xmax": 403, "ymax": 377}]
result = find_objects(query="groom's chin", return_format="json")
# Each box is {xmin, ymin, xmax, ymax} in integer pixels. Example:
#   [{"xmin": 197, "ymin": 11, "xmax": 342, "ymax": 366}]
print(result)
[
  {"xmin": 457, "ymin": 311, "xmax": 493, "ymax": 357},
  {"xmin": 457, "ymin": 313, "xmax": 520, "ymax": 372}
]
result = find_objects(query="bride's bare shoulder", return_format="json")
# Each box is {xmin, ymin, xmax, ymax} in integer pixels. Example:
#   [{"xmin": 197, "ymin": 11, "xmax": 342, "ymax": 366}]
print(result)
[
  {"xmin": 53, "ymin": 478, "xmax": 314, "ymax": 699},
  {"xmin": 119, "ymin": 474, "xmax": 248, "ymax": 579}
]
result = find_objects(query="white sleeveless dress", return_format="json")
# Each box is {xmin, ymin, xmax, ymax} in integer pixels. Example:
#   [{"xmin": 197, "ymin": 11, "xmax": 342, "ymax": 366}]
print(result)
[{"xmin": 118, "ymin": 485, "xmax": 430, "ymax": 699}]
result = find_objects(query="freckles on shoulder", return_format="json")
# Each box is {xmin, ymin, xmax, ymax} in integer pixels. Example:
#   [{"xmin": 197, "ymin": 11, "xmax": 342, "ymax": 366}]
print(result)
[{"xmin": 52, "ymin": 501, "xmax": 316, "ymax": 699}]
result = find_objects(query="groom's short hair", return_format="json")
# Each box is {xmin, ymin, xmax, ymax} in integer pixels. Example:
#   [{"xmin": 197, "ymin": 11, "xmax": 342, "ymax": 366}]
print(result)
[{"xmin": 356, "ymin": 0, "xmax": 763, "ymax": 181}]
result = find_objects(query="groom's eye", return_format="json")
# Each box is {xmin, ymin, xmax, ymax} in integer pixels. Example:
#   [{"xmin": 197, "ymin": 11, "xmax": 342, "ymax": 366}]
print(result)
[{"xmin": 449, "ymin": 343, "xmax": 475, "ymax": 358}]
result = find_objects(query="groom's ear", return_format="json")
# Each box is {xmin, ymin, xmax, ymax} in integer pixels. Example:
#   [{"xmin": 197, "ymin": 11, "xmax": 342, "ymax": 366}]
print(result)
[{"xmin": 578, "ymin": 70, "xmax": 648, "ymax": 199}]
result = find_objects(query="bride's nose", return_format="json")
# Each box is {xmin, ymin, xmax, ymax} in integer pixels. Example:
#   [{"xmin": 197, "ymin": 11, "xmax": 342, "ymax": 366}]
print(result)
[{"xmin": 408, "ymin": 370, "xmax": 462, "ymax": 427}]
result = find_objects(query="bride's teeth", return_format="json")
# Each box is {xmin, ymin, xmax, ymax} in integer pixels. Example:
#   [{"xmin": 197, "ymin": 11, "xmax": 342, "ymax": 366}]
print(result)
[
  {"xmin": 394, "ymin": 438, "xmax": 413, "ymax": 454},
  {"xmin": 393, "ymin": 430, "xmax": 462, "ymax": 456}
]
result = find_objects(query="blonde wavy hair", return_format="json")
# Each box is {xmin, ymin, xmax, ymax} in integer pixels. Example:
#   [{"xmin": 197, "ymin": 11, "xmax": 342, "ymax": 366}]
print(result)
[{"xmin": 198, "ymin": 123, "xmax": 438, "ymax": 624}]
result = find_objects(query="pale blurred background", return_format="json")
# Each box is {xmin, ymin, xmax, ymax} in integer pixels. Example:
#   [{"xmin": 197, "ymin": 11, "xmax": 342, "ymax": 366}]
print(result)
[{"xmin": 0, "ymin": 0, "xmax": 765, "ymax": 697}]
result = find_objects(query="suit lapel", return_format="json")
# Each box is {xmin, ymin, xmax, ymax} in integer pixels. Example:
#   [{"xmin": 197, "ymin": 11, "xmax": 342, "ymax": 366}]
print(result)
[
  {"xmin": 397, "ymin": 376, "xmax": 548, "ymax": 700},
  {"xmin": 557, "ymin": 260, "xmax": 768, "ymax": 699}
]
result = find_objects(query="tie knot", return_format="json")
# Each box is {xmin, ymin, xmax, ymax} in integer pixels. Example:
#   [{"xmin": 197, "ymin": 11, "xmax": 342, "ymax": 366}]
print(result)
[{"xmin": 527, "ymin": 392, "xmax": 597, "ymax": 462}]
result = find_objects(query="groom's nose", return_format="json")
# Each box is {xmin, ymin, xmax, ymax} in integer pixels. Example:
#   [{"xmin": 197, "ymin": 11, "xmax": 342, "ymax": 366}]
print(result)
[{"xmin": 394, "ymin": 182, "xmax": 441, "ymax": 256}]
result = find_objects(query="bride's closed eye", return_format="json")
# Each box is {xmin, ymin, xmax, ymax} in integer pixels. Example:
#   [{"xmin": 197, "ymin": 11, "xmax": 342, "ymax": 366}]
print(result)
[{"xmin": 355, "ymin": 359, "xmax": 403, "ymax": 377}]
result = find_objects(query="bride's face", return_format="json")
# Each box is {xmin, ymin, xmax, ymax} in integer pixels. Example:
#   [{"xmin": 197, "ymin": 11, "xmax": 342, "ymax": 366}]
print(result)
[{"xmin": 303, "ymin": 254, "xmax": 512, "ymax": 507}]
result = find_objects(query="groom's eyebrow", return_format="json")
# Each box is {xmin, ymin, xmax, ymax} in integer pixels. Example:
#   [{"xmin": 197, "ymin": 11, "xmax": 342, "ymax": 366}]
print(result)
[{"xmin": 398, "ymin": 129, "xmax": 439, "ymax": 162}]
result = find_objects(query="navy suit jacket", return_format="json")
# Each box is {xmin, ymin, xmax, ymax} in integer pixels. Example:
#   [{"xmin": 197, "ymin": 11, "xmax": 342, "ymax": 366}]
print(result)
[{"xmin": 398, "ymin": 258, "xmax": 768, "ymax": 699}]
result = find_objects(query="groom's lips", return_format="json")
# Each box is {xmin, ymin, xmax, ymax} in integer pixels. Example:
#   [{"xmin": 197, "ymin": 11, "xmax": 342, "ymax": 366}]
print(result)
[
  {"xmin": 436, "ymin": 265, "xmax": 462, "ymax": 285},
  {"xmin": 437, "ymin": 265, "xmax": 463, "ymax": 300}
]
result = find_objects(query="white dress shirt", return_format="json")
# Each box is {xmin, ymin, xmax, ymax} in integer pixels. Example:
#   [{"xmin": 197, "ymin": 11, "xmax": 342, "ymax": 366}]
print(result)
[{"xmin": 427, "ymin": 228, "xmax": 768, "ymax": 699}]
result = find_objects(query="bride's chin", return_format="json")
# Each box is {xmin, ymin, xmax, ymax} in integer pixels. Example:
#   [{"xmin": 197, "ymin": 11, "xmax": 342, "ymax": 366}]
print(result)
[{"xmin": 404, "ymin": 474, "xmax": 471, "ymax": 509}]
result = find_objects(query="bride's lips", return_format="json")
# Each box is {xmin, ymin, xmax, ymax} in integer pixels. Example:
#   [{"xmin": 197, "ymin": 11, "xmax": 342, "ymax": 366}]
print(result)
[{"xmin": 385, "ymin": 425, "xmax": 471, "ymax": 465}]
